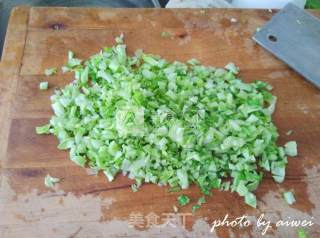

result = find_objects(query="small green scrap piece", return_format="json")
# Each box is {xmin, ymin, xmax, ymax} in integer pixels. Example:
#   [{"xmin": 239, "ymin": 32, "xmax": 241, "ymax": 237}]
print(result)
[
  {"xmin": 62, "ymin": 51, "xmax": 82, "ymax": 72},
  {"xmin": 44, "ymin": 67, "xmax": 57, "ymax": 76},
  {"xmin": 178, "ymin": 195, "xmax": 190, "ymax": 206},
  {"xmin": 131, "ymin": 183, "xmax": 138, "ymax": 192},
  {"xmin": 191, "ymin": 196, "xmax": 206, "ymax": 213},
  {"xmin": 192, "ymin": 204, "xmax": 201, "ymax": 213},
  {"xmin": 44, "ymin": 174, "xmax": 60, "ymax": 188},
  {"xmin": 198, "ymin": 196, "xmax": 206, "ymax": 205},
  {"xmin": 115, "ymin": 33, "xmax": 124, "ymax": 44},
  {"xmin": 39, "ymin": 81, "xmax": 48, "ymax": 90},
  {"xmin": 271, "ymin": 161, "xmax": 286, "ymax": 183},
  {"xmin": 35, "ymin": 124, "xmax": 51, "ymax": 134},
  {"xmin": 297, "ymin": 228, "xmax": 308, "ymax": 238},
  {"xmin": 160, "ymin": 31, "xmax": 171, "ymax": 38},
  {"xmin": 61, "ymin": 66, "xmax": 70, "ymax": 73},
  {"xmin": 225, "ymin": 62, "xmax": 239, "ymax": 74},
  {"xmin": 220, "ymin": 182, "xmax": 231, "ymax": 191},
  {"xmin": 284, "ymin": 141, "xmax": 298, "ymax": 157},
  {"xmin": 283, "ymin": 191, "xmax": 296, "ymax": 205},
  {"xmin": 245, "ymin": 192, "xmax": 257, "ymax": 208}
]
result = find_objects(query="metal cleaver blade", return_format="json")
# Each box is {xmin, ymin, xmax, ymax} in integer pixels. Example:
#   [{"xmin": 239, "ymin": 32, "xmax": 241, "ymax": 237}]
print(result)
[{"xmin": 253, "ymin": 3, "xmax": 320, "ymax": 89}]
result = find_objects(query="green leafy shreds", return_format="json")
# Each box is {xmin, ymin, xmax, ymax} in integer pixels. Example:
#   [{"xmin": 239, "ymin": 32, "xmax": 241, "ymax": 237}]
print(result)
[
  {"xmin": 284, "ymin": 141, "xmax": 298, "ymax": 157},
  {"xmin": 192, "ymin": 196, "xmax": 206, "ymax": 213},
  {"xmin": 297, "ymin": 228, "xmax": 309, "ymax": 238},
  {"xmin": 283, "ymin": 191, "xmax": 296, "ymax": 205},
  {"xmin": 131, "ymin": 183, "xmax": 139, "ymax": 192},
  {"xmin": 178, "ymin": 195, "xmax": 190, "ymax": 206},
  {"xmin": 61, "ymin": 51, "xmax": 82, "ymax": 72},
  {"xmin": 160, "ymin": 31, "xmax": 171, "ymax": 38},
  {"xmin": 244, "ymin": 192, "xmax": 257, "ymax": 208},
  {"xmin": 37, "ymin": 37, "xmax": 295, "ymax": 208},
  {"xmin": 198, "ymin": 196, "xmax": 206, "ymax": 205},
  {"xmin": 225, "ymin": 62, "xmax": 239, "ymax": 74},
  {"xmin": 192, "ymin": 204, "xmax": 201, "ymax": 213},
  {"xmin": 36, "ymin": 124, "xmax": 51, "ymax": 134},
  {"xmin": 39, "ymin": 81, "xmax": 49, "ymax": 90},
  {"xmin": 286, "ymin": 130, "xmax": 293, "ymax": 136},
  {"xmin": 115, "ymin": 33, "xmax": 124, "ymax": 44},
  {"xmin": 44, "ymin": 174, "xmax": 60, "ymax": 188},
  {"xmin": 44, "ymin": 67, "xmax": 57, "ymax": 76}
]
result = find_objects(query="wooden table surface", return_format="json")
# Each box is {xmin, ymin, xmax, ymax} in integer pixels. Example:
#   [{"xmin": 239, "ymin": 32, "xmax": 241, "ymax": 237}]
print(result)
[{"xmin": 0, "ymin": 7, "xmax": 320, "ymax": 238}]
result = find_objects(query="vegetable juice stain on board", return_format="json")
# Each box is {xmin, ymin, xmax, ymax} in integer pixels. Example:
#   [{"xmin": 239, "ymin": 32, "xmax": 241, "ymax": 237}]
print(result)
[
  {"xmin": 174, "ymin": 10, "xmax": 252, "ymax": 50},
  {"xmin": 0, "ymin": 176, "xmax": 114, "ymax": 224},
  {"xmin": 0, "ymin": 176, "xmax": 222, "ymax": 237},
  {"xmin": 17, "ymin": 167, "xmax": 45, "ymax": 178},
  {"xmin": 219, "ymin": 18, "xmax": 232, "ymax": 28}
]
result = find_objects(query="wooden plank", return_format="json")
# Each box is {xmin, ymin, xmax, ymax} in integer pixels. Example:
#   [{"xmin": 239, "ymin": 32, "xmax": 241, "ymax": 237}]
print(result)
[
  {"xmin": 0, "ymin": 6, "xmax": 29, "ymax": 160},
  {"xmin": 1, "ymin": 7, "xmax": 320, "ymax": 238}
]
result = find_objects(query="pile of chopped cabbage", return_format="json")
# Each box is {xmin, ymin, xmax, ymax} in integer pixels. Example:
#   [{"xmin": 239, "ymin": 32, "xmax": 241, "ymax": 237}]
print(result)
[{"xmin": 36, "ymin": 36, "xmax": 297, "ymax": 208}]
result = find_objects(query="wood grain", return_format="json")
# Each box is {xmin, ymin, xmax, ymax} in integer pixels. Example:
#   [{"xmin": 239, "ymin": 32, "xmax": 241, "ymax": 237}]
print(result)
[{"xmin": 1, "ymin": 7, "xmax": 320, "ymax": 238}]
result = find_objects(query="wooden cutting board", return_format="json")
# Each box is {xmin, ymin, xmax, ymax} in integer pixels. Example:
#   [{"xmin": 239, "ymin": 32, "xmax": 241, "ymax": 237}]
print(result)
[{"xmin": 0, "ymin": 7, "xmax": 320, "ymax": 238}]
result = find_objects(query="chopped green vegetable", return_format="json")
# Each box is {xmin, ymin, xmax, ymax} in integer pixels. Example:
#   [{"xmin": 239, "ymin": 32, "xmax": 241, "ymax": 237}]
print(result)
[
  {"xmin": 44, "ymin": 174, "xmax": 60, "ymax": 188},
  {"xmin": 225, "ymin": 62, "xmax": 239, "ymax": 74},
  {"xmin": 283, "ymin": 191, "xmax": 296, "ymax": 205},
  {"xmin": 191, "ymin": 196, "xmax": 206, "ymax": 213},
  {"xmin": 286, "ymin": 130, "xmax": 293, "ymax": 136},
  {"xmin": 271, "ymin": 161, "xmax": 286, "ymax": 183},
  {"xmin": 44, "ymin": 67, "xmax": 57, "ymax": 76},
  {"xmin": 131, "ymin": 183, "xmax": 139, "ymax": 192},
  {"xmin": 36, "ymin": 124, "xmax": 51, "ymax": 134},
  {"xmin": 297, "ymin": 228, "xmax": 308, "ymax": 238},
  {"xmin": 192, "ymin": 204, "xmax": 201, "ymax": 213},
  {"xmin": 39, "ymin": 81, "xmax": 49, "ymax": 90},
  {"xmin": 62, "ymin": 51, "xmax": 82, "ymax": 73},
  {"xmin": 36, "ymin": 35, "xmax": 296, "ymax": 208},
  {"xmin": 160, "ymin": 31, "xmax": 171, "ymax": 38},
  {"xmin": 245, "ymin": 192, "xmax": 257, "ymax": 208},
  {"xmin": 284, "ymin": 141, "xmax": 298, "ymax": 157},
  {"xmin": 198, "ymin": 196, "xmax": 206, "ymax": 205},
  {"xmin": 115, "ymin": 33, "xmax": 124, "ymax": 44},
  {"xmin": 178, "ymin": 195, "xmax": 190, "ymax": 206},
  {"xmin": 177, "ymin": 169, "xmax": 189, "ymax": 189}
]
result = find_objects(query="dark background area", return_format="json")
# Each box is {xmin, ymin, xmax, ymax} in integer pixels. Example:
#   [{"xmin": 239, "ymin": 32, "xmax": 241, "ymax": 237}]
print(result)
[{"xmin": 0, "ymin": 0, "xmax": 169, "ymax": 59}]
